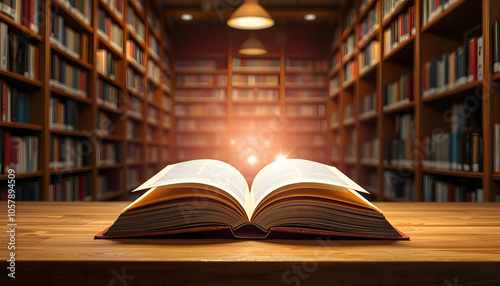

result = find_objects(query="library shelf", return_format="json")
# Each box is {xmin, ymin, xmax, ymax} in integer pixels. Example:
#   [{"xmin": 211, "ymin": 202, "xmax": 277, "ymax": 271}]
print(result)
[
  {"xmin": 421, "ymin": 168, "xmax": 484, "ymax": 179},
  {"xmin": 493, "ymin": 73, "xmax": 500, "ymax": 82},
  {"xmin": 128, "ymin": 0, "xmax": 147, "ymax": 21},
  {"xmin": 359, "ymin": 112, "xmax": 378, "ymax": 123},
  {"xmin": 97, "ymin": 36, "xmax": 124, "ymax": 58},
  {"xmin": 50, "ymin": 167, "xmax": 92, "ymax": 175},
  {"xmin": 0, "ymin": 171, "xmax": 43, "ymax": 180},
  {"xmin": 382, "ymin": 35, "xmax": 415, "ymax": 62},
  {"xmin": 420, "ymin": 0, "xmax": 473, "ymax": 34},
  {"xmin": 493, "ymin": 174, "xmax": 500, "ymax": 181},
  {"xmin": 97, "ymin": 73, "xmax": 122, "ymax": 88},
  {"xmin": 383, "ymin": 164, "xmax": 415, "ymax": 172},
  {"xmin": 97, "ymin": 190, "xmax": 123, "ymax": 201},
  {"xmin": 0, "ymin": 13, "xmax": 42, "ymax": 42},
  {"xmin": 232, "ymin": 114, "xmax": 281, "ymax": 119},
  {"xmin": 97, "ymin": 103, "xmax": 123, "ymax": 115},
  {"xmin": 177, "ymin": 144, "xmax": 226, "ymax": 149},
  {"xmin": 284, "ymin": 99, "xmax": 327, "ymax": 104},
  {"xmin": 98, "ymin": 0, "xmax": 125, "ymax": 25},
  {"xmin": 126, "ymin": 112, "xmax": 144, "ymax": 121},
  {"xmin": 421, "ymin": 80, "xmax": 483, "ymax": 104},
  {"xmin": 286, "ymin": 129, "xmax": 328, "ymax": 134},
  {"xmin": 0, "ymin": 69, "xmax": 42, "ymax": 87},
  {"xmin": 381, "ymin": 0, "xmax": 414, "ymax": 27},
  {"xmin": 232, "ymin": 100, "xmax": 280, "ymax": 105},
  {"xmin": 358, "ymin": 26, "xmax": 380, "ymax": 49},
  {"xmin": 96, "ymin": 134, "xmax": 123, "ymax": 142},
  {"xmin": 358, "ymin": 0, "xmax": 378, "ymax": 21},
  {"xmin": 382, "ymin": 101, "xmax": 414, "ymax": 116},
  {"xmin": 341, "ymin": 51, "xmax": 357, "ymax": 66},
  {"xmin": 0, "ymin": 122, "xmax": 43, "ymax": 131},
  {"xmin": 97, "ymin": 163, "xmax": 125, "ymax": 170},
  {"xmin": 328, "ymin": 66, "xmax": 342, "ymax": 78},
  {"xmin": 231, "ymin": 70, "xmax": 281, "ymax": 76},
  {"xmin": 341, "ymin": 22, "xmax": 356, "ymax": 41},
  {"xmin": 50, "ymin": 44, "xmax": 92, "ymax": 71},
  {"xmin": 127, "ymin": 58, "xmax": 146, "ymax": 74},
  {"xmin": 49, "ymin": 129, "xmax": 92, "ymax": 138},
  {"xmin": 175, "ymin": 69, "xmax": 228, "ymax": 75},
  {"xmin": 284, "ymin": 84, "xmax": 327, "ymax": 89},
  {"xmin": 50, "ymin": 87, "xmax": 91, "ymax": 104},
  {"xmin": 127, "ymin": 29, "xmax": 146, "ymax": 49},
  {"xmin": 342, "ymin": 118, "xmax": 356, "ymax": 127},
  {"xmin": 149, "ymin": 27, "xmax": 161, "ymax": 42},
  {"xmin": 53, "ymin": 0, "xmax": 93, "ymax": 33},
  {"xmin": 360, "ymin": 161, "xmax": 379, "ymax": 168},
  {"xmin": 126, "ymin": 138, "xmax": 144, "ymax": 144},
  {"xmin": 174, "ymin": 115, "xmax": 227, "ymax": 119},
  {"xmin": 175, "ymin": 85, "xmax": 228, "ymax": 89},
  {"xmin": 359, "ymin": 62, "xmax": 379, "ymax": 79},
  {"xmin": 285, "ymin": 70, "xmax": 328, "ymax": 75}
]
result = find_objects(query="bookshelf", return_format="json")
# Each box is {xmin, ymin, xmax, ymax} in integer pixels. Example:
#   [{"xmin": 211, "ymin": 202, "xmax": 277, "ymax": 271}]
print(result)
[
  {"xmin": 0, "ymin": 0, "xmax": 173, "ymax": 201},
  {"xmin": 328, "ymin": 0, "xmax": 499, "ymax": 202}
]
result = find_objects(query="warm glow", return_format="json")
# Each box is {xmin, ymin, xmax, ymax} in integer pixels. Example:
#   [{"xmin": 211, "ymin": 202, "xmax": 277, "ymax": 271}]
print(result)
[
  {"xmin": 304, "ymin": 14, "xmax": 316, "ymax": 21},
  {"xmin": 230, "ymin": 140, "xmax": 236, "ymax": 145},
  {"xmin": 248, "ymin": 155, "xmax": 257, "ymax": 165},
  {"xmin": 239, "ymin": 47, "xmax": 267, "ymax": 55},
  {"xmin": 228, "ymin": 17, "xmax": 274, "ymax": 30},
  {"xmin": 276, "ymin": 155, "xmax": 286, "ymax": 162},
  {"xmin": 181, "ymin": 14, "xmax": 193, "ymax": 21},
  {"xmin": 239, "ymin": 32, "xmax": 267, "ymax": 55},
  {"xmin": 227, "ymin": 0, "xmax": 274, "ymax": 30}
]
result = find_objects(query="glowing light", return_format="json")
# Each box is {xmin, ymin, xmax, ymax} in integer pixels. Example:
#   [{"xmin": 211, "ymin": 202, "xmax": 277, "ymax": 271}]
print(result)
[
  {"xmin": 248, "ymin": 155, "xmax": 257, "ymax": 165},
  {"xmin": 181, "ymin": 14, "xmax": 193, "ymax": 21},
  {"xmin": 304, "ymin": 14, "xmax": 316, "ymax": 21},
  {"xmin": 230, "ymin": 140, "xmax": 236, "ymax": 145},
  {"xmin": 276, "ymin": 155, "xmax": 286, "ymax": 162}
]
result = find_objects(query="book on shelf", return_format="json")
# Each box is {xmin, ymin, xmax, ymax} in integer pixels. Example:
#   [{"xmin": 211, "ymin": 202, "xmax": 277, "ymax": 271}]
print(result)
[
  {"xmin": 96, "ymin": 159, "xmax": 408, "ymax": 240},
  {"xmin": 358, "ymin": 3, "xmax": 379, "ymax": 43},
  {"xmin": 126, "ymin": 142, "xmax": 141, "ymax": 163},
  {"xmin": 97, "ymin": 140, "xmax": 121, "ymax": 166},
  {"xmin": 97, "ymin": 8, "xmax": 123, "ymax": 52},
  {"xmin": 146, "ymin": 145, "xmax": 158, "ymax": 162},
  {"xmin": 422, "ymin": 103, "xmax": 482, "ymax": 172},
  {"xmin": 126, "ymin": 119, "xmax": 139, "ymax": 139},
  {"xmin": 175, "ymin": 89, "xmax": 226, "ymax": 101},
  {"xmin": 176, "ymin": 134, "xmax": 225, "ymax": 146},
  {"xmin": 343, "ymin": 59, "xmax": 357, "ymax": 84},
  {"xmin": 148, "ymin": 32, "xmax": 160, "ymax": 60},
  {"xmin": 0, "ymin": 79, "xmax": 30, "ymax": 124},
  {"xmin": 176, "ymin": 119, "xmax": 226, "ymax": 132},
  {"xmin": 343, "ymin": 102, "xmax": 354, "ymax": 123},
  {"xmin": 147, "ymin": 5, "xmax": 160, "ymax": 32},
  {"xmin": 97, "ymin": 110, "xmax": 112, "ymax": 136},
  {"xmin": 0, "ymin": 181, "xmax": 39, "ymax": 201},
  {"xmin": 233, "ymin": 88, "xmax": 279, "ymax": 102},
  {"xmin": 147, "ymin": 60, "xmax": 160, "ymax": 84},
  {"xmin": 495, "ymin": 123, "xmax": 500, "ymax": 173},
  {"xmin": 1, "ymin": 131, "xmax": 38, "ymax": 174},
  {"xmin": 343, "ymin": 33, "xmax": 355, "ymax": 60},
  {"xmin": 329, "ymin": 75, "xmax": 340, "ymax": 96},
  {"xmin": 285, "ymin": 104, "xmax": 326, "ymax": 117},
  {"xmin": 50, "ymin": 13, "xmax": 88, "ymax": 60},
  {"xmin": 383, "ymin": 4, "xmax": 415, "ymax": 55},
  {"xmin": 384, "ymin": 170, "xmax": 415, "ymax": 201},
  {"xmin": 329, "ymin": 111, "xmax": 338, "ymax": 128},
  {"xmin": 285, "ymin": 74, "xmax": 326, "ymax": 86},
  {"xmin": 0, "ymin": 29, "xmax": 39, "ymax": 80},
  {"xmin": 383, "ymin": 113, "xmax": 414, "ymax": 167},
  {"xmin": 126, "ymin": 166, "xmax": 140, "ymax": 189},
  {"xmin": 383, "ymin": 72, "xmax": 413, "ymax": 110},
  {"xmin": 234, "ymin": 104, "xmax": 280, "ymax": 116},
  {"xmin": 102, "ymin": 0, "xmax": 123, "ymax": 20},
  {"xmin": 343, "ymin": 7, "xmax": 356, "ymax": 32},
  {"xmin": 56, "ymin": 0, "xmax": 92, "ymax": 24},
  {"xmin": 126, "ymin": 94, "xmax": 143, "ymax": 118},
  {"xmin": 96, "ymin": 49, "xmax": 117, "ymax": 79},
  {"xmin": 359, "ymin": 92, "xmax": 377, "ymax": 118},
  {"xmin": 422, "ymin": 0, "xmax": 459, "ymax": 26},
  {"xmin": 0, "ymin": 0, "xmax": 39, "ymax": 33},
  {"xmin": 423, "ymin": 175, "xmax": 483, "ymax": 202},
  {"xmin": 232, "ymin": 74, "xmax": 279, "ymax": 86},
  {"xmin": 359, "ymin": 40, "xmax": 380, "ymax": 73},
  {"xmin": 286, "ymin": 119, "xmax": 327, "ymax": 132},
  {"xmin": 331, "ymin": 51, "xmax": 341, "ymax": 72},
  {"xmin": 176, "ymin": 74, "xmax": 228, "ymax": 86},
  {"xmin": 285, "ymin": 59, "xmax": 326, "ymax": 71},
  {"xmin": 126, "ymin": 39, "xmax": 145, "ymax": 70},
  {"xmin": 97, "ymin": 78, "xmax": 119, "ymax": 109},
  {"xmin": 126, "ymin": 67, "xmax": 144, "ymax": 95},
  {"xmin": 49, "ymin": 135, "xmax": 90, "ymax": 170},
  {"xmin": 361, "ymin": 135, "xmax": 379, "ymax": 165},
  {"xmin": 126, "ymin": 5, "xmax": 145, "ymax": 43},
  {"xmin": 49, "ymin": 97, "xmax": 79, "ymax": 131},
  {"xmin": 176, "ymin": 59, "xmax": 220, "ymax": 71},
  {"xmin": 493, "ymin": 21, "xmax": 500, "ymax": 74},
  {"xmin": 344, "ymin": 129, "xmax": 357, "ymax": 162},
  {"xmin": 284, "ymin": 90, "xmax": 326, "ymax": 101},
  {"xmin": 50, "ymin": 54, "xmax": 87, "ymax": 97},
  {"xmin": 233, "ymin": 58, "xmax": 280, "ymax": 71},
  {"xmin": 147, "ymin": 106, "xmax": 158, "ymax": 124},
  {"xmin": 174, "ymin": 103, "xmax": 226, "ymax": 117},
  {"xmin": 49, "ymin": 174, "xmax": 91, "ymax": 202}
]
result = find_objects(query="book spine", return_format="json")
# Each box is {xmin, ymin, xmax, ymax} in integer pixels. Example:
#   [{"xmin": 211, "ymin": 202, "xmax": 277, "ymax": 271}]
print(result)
[
  {"xmin": 477, "ymin": 36, "xmax": 483, "ymax": 80},
  {"xmin": 468, "ymin": 37, "xmax": 477, "ymax": 83}
]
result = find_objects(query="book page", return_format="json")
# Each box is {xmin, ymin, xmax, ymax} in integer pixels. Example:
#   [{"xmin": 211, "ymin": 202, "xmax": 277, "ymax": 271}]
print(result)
[
  {"xmin": 133, "ymin": 159, "xmax": 250, "ymax": 212},
  {"xmin": 250, "ymin": 159, "xmax": 368, "ymax": 214}
]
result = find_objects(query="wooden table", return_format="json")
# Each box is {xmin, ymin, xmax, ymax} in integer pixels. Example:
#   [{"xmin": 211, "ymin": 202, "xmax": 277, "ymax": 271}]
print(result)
[{"xmin": 1, "ymin": 202, "xmax": 499, "ymax": 285}]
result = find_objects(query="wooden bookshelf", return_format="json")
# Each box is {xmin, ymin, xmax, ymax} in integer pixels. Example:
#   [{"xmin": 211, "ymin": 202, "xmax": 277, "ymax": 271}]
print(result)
[{"xmin": 327, "ymin": 0, "xmax": 499, "ymax": 202}]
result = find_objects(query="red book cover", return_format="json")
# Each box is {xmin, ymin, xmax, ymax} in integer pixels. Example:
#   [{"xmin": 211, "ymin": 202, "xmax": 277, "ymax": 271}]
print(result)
[
  {"xmin": 409, "ymin": 6, "xmax": 415, "ymax": 32},
  {"xmin": 61, "ymin": 180, "xmax": 66, "ymax": 201},
  {"xmin": 21, "ymin": 0, "xmax": 30, "ymax": 28},
  {"xmin": 436, "ymin": 0, "xmax": 441, "ymax": 8},
  {"xmin": 466, "ymin": 192, "xmax": 472, "ymax": 202},
  {"xmin": 447, "ymin": 185, "xmax": 455, "ymax": 202},
  {"xmin": 469, "ymin": 37, "xmax": 477, "ymax": 82},
  {"xmin": 4, "ymin": 132, "xmax": 10, "ymax": 172},
  {"xmin": 9, "ymin": 139, "xmax": 19, "ymax": 170},
  {"xmin": 399, "ymin": 14, "xmax": 403, "ymax": 37},
  {"xmin": 29, "ymin": 0, "xmax": 35, "ymax": 30},
  {"xmin": 80, "ymin": 71, "xmax": 87, "ymax": 93},
  {"xmin": 424, "ymin": 62, "xmax": 430, "ymax": 92}
]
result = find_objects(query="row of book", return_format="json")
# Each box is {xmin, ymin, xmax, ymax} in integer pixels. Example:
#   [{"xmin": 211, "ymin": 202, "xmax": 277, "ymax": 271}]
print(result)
[
  {"xmin": 126, "ymin": 4, "xmax": 145, "ymax": 44},
  {"xmin": 126, "ymin": 94, "xmax": 143, "ymax": 118},
  {"xmin": 358, "ymin": 3, "xmax": 379, "ymax": 44},
  {"xmin": 146, "ymin": 145, "xmax": 158, "ymax": 163},
  {"xmin": 126, "ymin": 166, "xmax": 140, "ymax": 189},
  {"xmin": 232, "ymin": 75, "xmax": 279, "ymax": 86},
  {"xmin": 343, "ymin": 103, "xmax": 354, "ymax": 123},
  {"xmin": 50, "ymin": 14, "xmax": 88, "ymax": 62},
  {"xmin": 232, "ymin": 89, "xmax": 278, "ymax": 102},
  {"xmin": 97, "ymin": 110, "xmax": 112, "ymax": 136},
  {"xmin": 0, "ymin": 0, "xmax": 39, "ymax": 33},
  {"xmin": 422, "ymin": 31, "xmax": 483, "ymax": 97},
  {"xmin": 383, "ymin": 72, "xmax": 413, "ymax": 111},
  {"xmin": 1, "ymin": 132, "xmax": 38, "ymax": 174},
  {"xmin": 176, "ymin": 74, "xmax": 228, "ymax": 86},
  {"xmin": 343, "ymin": 8, "xmax": 356, "ymax": 32},
  {"xmin": 422, "ymin": 0, "xmax": 459, "ymax": 26},
  {"xmin": 177, "ymin": 119, "xmax": 226, "ymax": 132},
  {"xmin": 127, "ymin": 67, "xmax": 144, "ymax": 95},
  {"xmin": 96, "ymin": 49, "xmax": 117, "ymax": 79},
  {"xmin": 176, "ymin": 134, "xmax": 225, "ymax": 147},
  {"xmin": 284, "ymin": 90, "xmax": 326, "ymax": 101},
  {"xmin": 126, "ymin": 142, "xmax": 141, "ymax": 163},
  {"xmin": 126, "ymin": 119, "xmax": 139, "ymax": 138},
  {"xmin": 102, "ymin": 0, "xmax": 123, "ymax": 20},
  {"xmin": 97, "ymin": 9, "xmax": 124, "ymax": 52},
  {"xmin": 343, "ymin": 59, "xmax": 357, "ymax": 84},
  {"xmin": 383, "ymin": 170, "xmax": 415, "ymax": 201},
  {"xmin": 343, "ymin": 130, "xmax": 357, "ymax": 163},
  {"xmin": 343, "ymin": 33, "xmax": 355, "ymax": 60},
  {"xmin": 147, "ymin": 4, "xmax": 160, "ymax": 32},
  {"xmin": 233, "ymin": 105, "xmax": 280, "ymax": 117},
  {"xmin": 49, "ymin": 135, "xmax": 91, "ymax": 170},
  {"xmin": 50, "ymin": 54, "xmax": 88, "ymax": 97},
  {"xmin": 0, "ymin": 80, "xmax": 30, "ymax": 124},
  {"xmin": 147, "ymin": 60, "xmax": 160, "ymax": 85},
  {"xmin": 97, "ymin": 78, "xmax": 120, "ymax": 110},
  {"xmin": 494, "ymin": 22, "xmax": 500, "ymax": 74},
  {"xmin": 176, "ymin": 59, "xmax": 222, "ymax": 70},
  {"xmin": 147, "ymin": 105, "xmax": 158, "ymax": 124},
  {"xmin": 285, "ymin": 74, "xmax": 326, "ymax": 86},
  {"xmin": 383, "ymin": 4, "xmax": 415, "ymax": 56},
  {"xmin": 285, "ymin": 59, "xmax": 326, "ymax": 71},
  {"xmin": 286, "ymin": 119, "xmax": 327, "ymax": 132},
  {"xmin": 329, "ymin": 111, "xmax": 339, "ymax": 128},
  {"xmin": 329, "ymin": 76, "xmax": 340, "ymax": 96},
  {"xmin": 49, "ymin": 174, "xmax": 91, "ymax": 201},
  {"xmin": 359, "ymin": 40, "xmax": 380, "ymax": 73},
  {"xmin": 361, "ymin": 136, "xmax": 379, "ymax": 165},
  {"xmin": 174, "ymin": 103, "xmax": 226, "ymax": 117},
  {"xmin": 0, "ymin": 181, "xmax": 39, "ymax": 201},
  {"xmin": 285, "ymin": 104, "xmax": 327, "ymax": 117},
  {"xmin": 97, "ymin": 140, "xmax": 121, "ymax": 166},
  {"xmin": 148, "ymin": 33, "xmax": 160, "ymax": 60},
  {"xmin": 383, "ymin": 113, "xmax": 414, "ymax": 167},
  {"xmin": 382, "ymin": 0, "xmax": 406, "ymax": 20},
  {"xmin": 57, "ymin": 0, "xmax": 92, "ymax": 25},
  {"xmin": 49, "ymin": 97, "xmax": 79, "ymax": 131},
  {"xmin": 0, "ymin": 25, "xmax": 39, "ymax": 80},
  {"xmin": 175, "ymin": 89, "xmax": 226, "ymax": 101},
  {"xmin": 359, "ymin": 92, "xmax": 377, "ymax": 118},
  {"xmin": 126, "ymin": 39, "xmax": 145, "ymax": 70},
  {"xmin": 331, "ymin": 51, "xmax": 341, "ymax": 73},
  {"xmin": 233, "ymin": 58, "xmax": 280, "ymax": 71},
  {"xmin": 423, "ymin": 175, "xmax": 483, "ymax": 202}
]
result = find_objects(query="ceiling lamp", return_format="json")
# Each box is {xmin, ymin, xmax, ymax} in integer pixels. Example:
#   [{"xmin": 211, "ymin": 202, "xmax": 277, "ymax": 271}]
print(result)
[
  {"xmin": 239, "ymin": 32, "xmax": 267, "ymax": 55},
  {"xmin": 227, "ymin": 0, "xmax": 274, "ymax": 30}
]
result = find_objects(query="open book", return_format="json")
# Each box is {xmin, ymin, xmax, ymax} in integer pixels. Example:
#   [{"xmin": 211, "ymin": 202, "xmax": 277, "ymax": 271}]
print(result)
[{"xmin": 96, "ymin": 159, "xmax": 408, "ymax": 239}]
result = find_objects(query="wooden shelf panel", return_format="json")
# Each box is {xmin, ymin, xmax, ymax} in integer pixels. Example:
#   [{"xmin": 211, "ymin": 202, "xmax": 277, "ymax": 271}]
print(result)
[
  {"xmin": 0, "ymin": 12, "xmax": 42, "ymax": 42},
  {"xmin": 50, "ymin": 167, "xmax": 92, "ymax": 175},
  {"xmin": 0, "ymin": 69, "xmax": 42, "ymax": 87},
  {"xmin": 0, "ymin": 171, "xmax": 43, "ymax": 180},
  {"xmin": 53, "ymin": 0, "xmax": 93, "ymax": 33},
  {"xmin": 421, "ymin": 81, "xmax": 483, "ymax": 104},
  {"xmin": 0, "ymin": 122, "xmax": 43, "ymax": 131},
  {"xmin": 421, "ymin": 168, "xmax": 483, "ymax": 179}
]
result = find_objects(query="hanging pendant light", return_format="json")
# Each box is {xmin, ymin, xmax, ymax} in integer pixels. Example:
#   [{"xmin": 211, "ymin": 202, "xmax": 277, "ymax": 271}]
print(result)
[
  {"xmin": 227, "ymin": 0, "xmax": 274, "ymax": 30},
  {"xmin": 239, "ymin": 32, "xmax": 267, "ymax": 55}
]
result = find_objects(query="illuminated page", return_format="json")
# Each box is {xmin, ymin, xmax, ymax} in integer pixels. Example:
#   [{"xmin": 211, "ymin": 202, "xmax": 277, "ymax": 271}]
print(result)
[
  {"xmin": 133, "ymin": 159, "xmax": 250, "ymax": 214},
  {"xmin": 250, "ymin": 159, "xmax": 369, "ymax": 215}
]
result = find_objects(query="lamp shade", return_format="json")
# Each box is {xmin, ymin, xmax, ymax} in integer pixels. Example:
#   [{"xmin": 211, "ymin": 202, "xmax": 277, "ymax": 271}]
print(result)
[
  {"xmin": 227, "ymin": 0, "xmax": 274, "ymax": 30},
  {"xmin": 239, "ymin": 32, "xmax": 267, "ymax": 55}
]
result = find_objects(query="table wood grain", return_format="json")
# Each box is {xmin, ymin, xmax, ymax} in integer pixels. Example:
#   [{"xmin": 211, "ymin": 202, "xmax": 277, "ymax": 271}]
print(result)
[{"xmin": 1, "ymin": 202, "xmax": 499, "ymax": 285}]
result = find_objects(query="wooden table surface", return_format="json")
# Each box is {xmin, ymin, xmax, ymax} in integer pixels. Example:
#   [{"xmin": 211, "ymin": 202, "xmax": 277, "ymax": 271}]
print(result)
[{"xmin": 1, "ymin": 202, "xmax": 499, "ymax": 285}]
